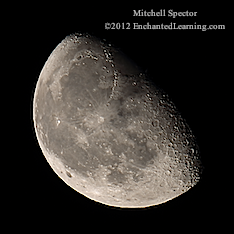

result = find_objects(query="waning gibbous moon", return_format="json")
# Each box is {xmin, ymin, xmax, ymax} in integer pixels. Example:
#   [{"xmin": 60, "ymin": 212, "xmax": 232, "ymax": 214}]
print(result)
[{"xmin": 33, "ymin": 33, "xmax": 203, "ymax": 208}]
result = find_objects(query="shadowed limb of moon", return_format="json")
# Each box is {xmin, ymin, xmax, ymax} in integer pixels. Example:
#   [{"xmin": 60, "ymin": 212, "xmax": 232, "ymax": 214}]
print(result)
[{"xmin": 33, "ymin": 33, "xmax": 202, "ymax": 208}]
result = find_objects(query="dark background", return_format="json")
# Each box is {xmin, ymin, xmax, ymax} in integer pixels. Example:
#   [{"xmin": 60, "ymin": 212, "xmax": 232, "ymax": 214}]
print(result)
[{"xmin": 23, "ymin": 3, "xmax": 229, "ymax": 229}]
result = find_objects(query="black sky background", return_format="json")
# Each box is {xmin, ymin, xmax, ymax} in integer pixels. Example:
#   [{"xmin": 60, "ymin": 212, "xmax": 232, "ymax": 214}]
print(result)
[{"xmin": 23, "ymin": 3, "xmax": 230, "ymax": 228}]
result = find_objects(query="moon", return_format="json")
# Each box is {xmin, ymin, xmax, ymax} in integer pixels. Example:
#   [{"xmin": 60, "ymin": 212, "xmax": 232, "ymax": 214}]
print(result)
[{"xmin": 33, "ymin": 33, "xmax": 202, "ymax": 208}]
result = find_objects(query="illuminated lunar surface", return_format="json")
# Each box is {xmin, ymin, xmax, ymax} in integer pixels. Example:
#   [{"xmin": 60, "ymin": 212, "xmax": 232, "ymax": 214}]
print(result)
[{"xmin": 33, "ymin": 33, "xmax": 202, "ymax": 208}]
